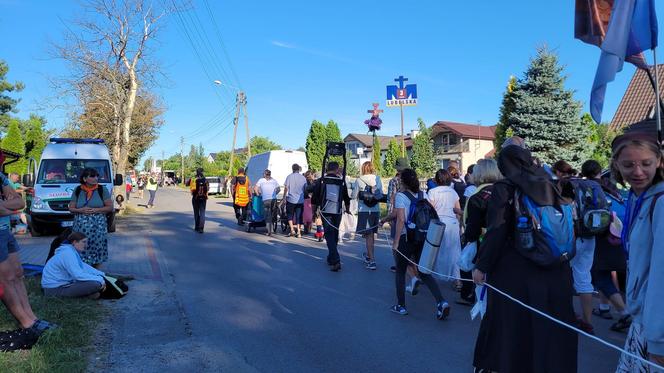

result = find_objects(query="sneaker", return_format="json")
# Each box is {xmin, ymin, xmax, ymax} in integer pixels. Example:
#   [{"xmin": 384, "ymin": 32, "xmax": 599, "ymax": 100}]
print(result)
[
  {"xmin": 296, "ymin": 232, "xmax": 302, "ymax": 238},
  {"xmin": 390, "ymin": 304, "xmax": 408, "ymax": 315},
  {"xmin": 405, "ymin": 285, "xmax": 413, "ymax": 294},
  {"xmin": 389, "ymin": 265, "xmax": 396, "ymax": 273},
  {"xmin": 0, "ymin": 328, "xmax": 40, "ymax": 352},
  {"xmin": 592, "ymin": 308, "xmax": 613, "ymax": 320},
  {"xmin": 330, "ymin": 262, "xmax": 342, "ymax": 272},
  {"xmin": 366, "ymin": 261, "xmax": 377, "ymax": 270},
  {"xmin": 362, "ymin": 252, "xmax": 370, "ymax": 264},
  {"xmin": 436, "ymin": 302, "xmax": 450, "ymax": 320},
  {"xmin": 610, "ymin": 315, "xmax": 632, "ymax": 333}
]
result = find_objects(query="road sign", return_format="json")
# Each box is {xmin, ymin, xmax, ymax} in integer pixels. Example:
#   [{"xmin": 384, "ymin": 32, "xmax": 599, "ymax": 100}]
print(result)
[{"xmin": 386, "ymin": 75, "xmax": 417, "ymax": 107}]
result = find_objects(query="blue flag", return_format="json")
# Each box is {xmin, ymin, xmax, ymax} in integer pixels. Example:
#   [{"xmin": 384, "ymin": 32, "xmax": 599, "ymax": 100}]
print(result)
[{"xmin": 576, "ymin": 0, "xmax": 658, "ymax": 123}]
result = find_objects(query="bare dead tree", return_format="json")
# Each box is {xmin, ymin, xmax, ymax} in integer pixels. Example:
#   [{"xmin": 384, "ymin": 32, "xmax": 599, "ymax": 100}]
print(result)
[{"xmin": 53, "ymin": 0, "xmax": 164, "ymax": 174}]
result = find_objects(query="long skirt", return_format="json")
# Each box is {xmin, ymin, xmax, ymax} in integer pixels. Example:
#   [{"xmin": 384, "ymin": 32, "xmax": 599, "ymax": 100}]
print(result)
[
  {"xmin": 433, "ymin": 217, "xmax": 461, "ymax": 281},
  {"xmin": 73, "ymin": 213, "xmax": 108, "ymax": 265}
]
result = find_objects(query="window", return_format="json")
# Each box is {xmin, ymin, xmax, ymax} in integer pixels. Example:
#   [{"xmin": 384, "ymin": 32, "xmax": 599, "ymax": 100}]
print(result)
[{"xmin": 38, "ymin": 159, "xmax": 111, "ymax": 184}]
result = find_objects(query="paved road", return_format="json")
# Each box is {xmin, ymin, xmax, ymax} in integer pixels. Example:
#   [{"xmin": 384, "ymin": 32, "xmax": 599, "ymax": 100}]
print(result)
[{"xmin": 97, "ymin": 187, "xmax": 626, "ymax": 372}]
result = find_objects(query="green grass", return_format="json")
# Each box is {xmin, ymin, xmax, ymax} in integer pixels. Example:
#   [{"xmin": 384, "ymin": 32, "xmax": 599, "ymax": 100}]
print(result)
[{"xmin": 0, "ymin": 277, "xmax": 105, "ymax": 373}]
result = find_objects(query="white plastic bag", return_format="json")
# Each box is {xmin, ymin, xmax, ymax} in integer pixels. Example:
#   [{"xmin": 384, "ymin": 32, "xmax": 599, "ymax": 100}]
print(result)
[
  {"xmin": 339, "ymin": 213, "xmax": 357, "ymax": 241},
  {"xmin": 457, "ymin": 241, "xmax": 477, "ymax": 272},
  {"xmin": 470, "ymin": 284, "xmax": 488, "ymax": 320}
]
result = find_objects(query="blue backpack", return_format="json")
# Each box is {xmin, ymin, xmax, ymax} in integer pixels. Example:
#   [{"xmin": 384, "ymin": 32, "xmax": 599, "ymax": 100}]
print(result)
[{"xmin": 514, "ymin": 190, "xmax": 576, "ymax": 267}]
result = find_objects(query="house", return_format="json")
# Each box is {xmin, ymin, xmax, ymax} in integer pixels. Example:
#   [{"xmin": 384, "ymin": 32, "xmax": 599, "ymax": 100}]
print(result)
[
  {"xmin": 343, "ymin": 132, "xmax": 414, "ymax": 167},
  {"xmin": 207, "ymin": 153, "xmax": 218, "ymax": 163},
  {"xmin": 610, "ymin": 64, "xmax": 664, "ymax": 131},
  {"xmin": 430, "ymin": 121, "xmax": 496, "ymax": 171}
]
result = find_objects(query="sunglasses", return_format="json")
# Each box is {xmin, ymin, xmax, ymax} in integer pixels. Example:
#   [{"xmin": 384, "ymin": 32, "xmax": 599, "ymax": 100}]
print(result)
[{"xmin": 86, "ymin": 174, "xmax": 99, "ymax": 178}]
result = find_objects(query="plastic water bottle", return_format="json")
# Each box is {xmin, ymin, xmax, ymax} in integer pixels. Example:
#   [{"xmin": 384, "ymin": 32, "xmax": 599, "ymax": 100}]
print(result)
[{"xmin": 517, "ymin": 216, "xmax": 534, "ymax": 250}]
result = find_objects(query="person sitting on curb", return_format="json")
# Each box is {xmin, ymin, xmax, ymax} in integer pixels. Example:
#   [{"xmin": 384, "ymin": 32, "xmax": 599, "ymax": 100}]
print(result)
[{"xmin": 41, "ymin": 231, "xmax": 106, "ymax": 299}]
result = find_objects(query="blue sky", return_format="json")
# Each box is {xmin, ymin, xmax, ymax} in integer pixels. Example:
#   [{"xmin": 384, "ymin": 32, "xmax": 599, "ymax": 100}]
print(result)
[{"xmin": 2, "ymin": 0, "xmax": 663, "ymax": 163}]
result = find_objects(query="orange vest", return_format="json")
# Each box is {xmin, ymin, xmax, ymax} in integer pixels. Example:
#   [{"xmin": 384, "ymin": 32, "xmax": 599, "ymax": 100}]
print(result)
[{"xmin": 234, "ymin": 174, "xmax": 250, "ymax": 206}]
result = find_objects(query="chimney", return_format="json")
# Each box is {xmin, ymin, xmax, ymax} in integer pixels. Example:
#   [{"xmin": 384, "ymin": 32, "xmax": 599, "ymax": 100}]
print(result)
[{"xmin": 410, "ymin": 129, "xmax": 420, "ymax": 138}]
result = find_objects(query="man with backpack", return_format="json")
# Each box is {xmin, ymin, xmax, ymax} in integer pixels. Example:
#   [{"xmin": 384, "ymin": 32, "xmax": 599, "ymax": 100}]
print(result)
[
  {"xmin": 311, "ymin": 162, "xmax": 350, "ymax": 272},
  {"xmin": 231, "ymin": 168, "xmax": 251, "ymax": 225},
  {"xmin": 189, "ymin": 168, "xmax": 209, "ymax": 233},
  {"xmin": 564, "ymin": 160, "xmax": 611, "ymax": 335}
]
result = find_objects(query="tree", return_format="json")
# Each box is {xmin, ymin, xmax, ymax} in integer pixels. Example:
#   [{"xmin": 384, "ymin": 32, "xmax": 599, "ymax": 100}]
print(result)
[
  {"xmin": 0, "ymin": 60, "xmax": 25, "ymax": 135},
  {"xmin": 24, "ymin": 115, "xmax": 47, "ymax": 163},
  {"xmin": 494, "ymin": 75, "xmax": 518, "ymax": 153},
  {"xmin": 1, "ymin": 119, "xmax": 27, "ymax": 174},
  {"xmin": 345, "ymin": 151, "xmax": 359, "ymax": 177},
  {"xmin": 372, "ymin": 135, "xmax": 382, "ymax": 175},
  {"xmin": 325, "ymin": 120, "xmax": 342, "ymax": 143},
  {"xmin": 249, "ymin": 136, "xmax": 281, "ymax": 155},
  {"xmin": 410, "ymin": 118, "xmax": 437, "ymax": 178},
  {"xmin": 585, "ymin": 113, "xmax": 619, "ymax": 168},
  {"xmin": 509, "ymin": 47, "xmax": 592, "ymax": 169},
  {"xmin": 305, "ymin": 120, "xmax": 326, "ymax": 172},
  {"xmin": 382, "ymin": 138, "xmax": 400, "ymax": 177},
  {"xmin": 54, "ymin": 0, "xmax": 164, "ymax": 175}
]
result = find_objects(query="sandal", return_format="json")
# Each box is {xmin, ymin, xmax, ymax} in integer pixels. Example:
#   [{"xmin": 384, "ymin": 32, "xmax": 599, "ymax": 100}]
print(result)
[
  {"xmin": 592, "ymin": 308, "xmax": 613, "ymax": 320},
  {"xmin": 610, "ymin": 315, "xmax": 632, "ymax": 333}
]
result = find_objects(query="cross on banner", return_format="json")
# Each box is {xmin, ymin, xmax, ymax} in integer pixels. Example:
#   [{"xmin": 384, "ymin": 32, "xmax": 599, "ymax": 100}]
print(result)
[
  {"xmin": 394, "ymin": 75, "xmax": 408, "ymax": 89},
  {"xmin": 367, "ymin": 103, "xmax": 383, "ymax": 117}
]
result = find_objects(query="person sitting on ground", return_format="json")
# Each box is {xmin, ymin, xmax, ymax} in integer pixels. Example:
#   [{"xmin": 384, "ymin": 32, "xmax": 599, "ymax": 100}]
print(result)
[{"xmin": 41, "ymin": 231, "xmax": 106, "ymax": 298}]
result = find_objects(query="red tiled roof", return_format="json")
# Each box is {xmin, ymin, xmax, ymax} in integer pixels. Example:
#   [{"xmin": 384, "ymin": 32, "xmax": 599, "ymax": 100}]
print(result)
[
  {"xmin": 610, "ymin": 64, "xmax": 664, "ymax": 131},
  {"xmin": 484, "ymin": 148, "xmax": 496, "ymax": 158},
  {"xmin": 343, "ymin": 134, "xmax": 413, "ymax": 150},
  {"xmin": 431, "ymin": 121, "xmax": 496, "ymax": 140}
]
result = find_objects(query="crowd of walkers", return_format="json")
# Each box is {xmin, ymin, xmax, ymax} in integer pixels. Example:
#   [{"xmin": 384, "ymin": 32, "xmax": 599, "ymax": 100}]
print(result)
[{"xmin": 182, "ymin": 118, "xmax": 664, "ymax": 372}]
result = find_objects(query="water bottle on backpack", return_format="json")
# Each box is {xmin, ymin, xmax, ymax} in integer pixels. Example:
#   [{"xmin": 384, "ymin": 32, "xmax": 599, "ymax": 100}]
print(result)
[{"xmin": 517, "ymin": 216, "xmax": 534, "ymax": 250}]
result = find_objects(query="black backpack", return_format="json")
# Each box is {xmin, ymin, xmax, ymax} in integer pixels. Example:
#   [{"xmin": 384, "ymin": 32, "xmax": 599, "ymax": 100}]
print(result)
[
  {"xmin": 569, "ymin": 179, "xmax": 611, "ymax": 237},
  {"xmin": 358, "ymin": 176, "xmax": 380, "ymax": 208},
  {"xmin": 404, "ymin": 191, "xmax": 439, "ymax": 246},
  {"xmin": 194, "ymin": 177, "xmax": 208, "ymax": 199}
]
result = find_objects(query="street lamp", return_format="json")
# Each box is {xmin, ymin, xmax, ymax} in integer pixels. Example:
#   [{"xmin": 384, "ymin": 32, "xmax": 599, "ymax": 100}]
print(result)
[{"xmin": 213, "ymin": 80, "xmax": 241, "ymax": 91}]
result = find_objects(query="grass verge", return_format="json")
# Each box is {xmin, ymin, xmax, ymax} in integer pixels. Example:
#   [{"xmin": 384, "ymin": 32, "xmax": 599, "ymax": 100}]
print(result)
[{"xmin": 0, "ymin": 277, "xmax": 105, "ymax": 373}]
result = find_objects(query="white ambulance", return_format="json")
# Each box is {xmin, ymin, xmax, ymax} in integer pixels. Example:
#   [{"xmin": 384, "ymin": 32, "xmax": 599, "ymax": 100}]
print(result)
[{"xmin": 24, "ymin": 138, "xmax": 123, "ymax": 236}]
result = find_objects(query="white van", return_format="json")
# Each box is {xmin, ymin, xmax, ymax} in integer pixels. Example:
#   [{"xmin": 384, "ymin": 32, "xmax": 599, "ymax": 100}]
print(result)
[
  {"xmin": 24, "ymin": 138, "xmax": 123, "ymax": 236},
  {"xmin": 206, "ymin": 176, "xmax": 222, "ymax": 194},
  {"xmin": 246, "ymin": 150, "xmax": 308, "ymax": 190}
]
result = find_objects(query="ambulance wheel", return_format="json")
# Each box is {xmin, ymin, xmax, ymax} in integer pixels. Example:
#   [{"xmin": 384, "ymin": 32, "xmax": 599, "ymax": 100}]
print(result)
[
  {"xmin": 29, "ymin": 221, "xmax": 43, "ymax": 237},
  {"xmin": 246, "ymin": 224, "xmax": 251, "ymax": 233}
]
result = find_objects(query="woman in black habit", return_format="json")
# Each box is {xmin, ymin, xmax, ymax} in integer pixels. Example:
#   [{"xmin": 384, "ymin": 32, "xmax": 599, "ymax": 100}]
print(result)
[{"xmin": 472, "ymin": 143, "xmax": 578, "ymax": 373}]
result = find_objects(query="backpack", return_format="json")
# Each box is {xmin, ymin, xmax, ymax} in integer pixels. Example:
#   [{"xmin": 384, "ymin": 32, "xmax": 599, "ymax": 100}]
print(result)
[
  {"xmin": 194, "ymin": 177, "xmax": 208, "ymax": 199},
  {"xmin": 569, "ymin": 179, "xmax": 611, "ymax": 237},
  {"xmin": 358, "ymin": 176, "xmax": 380, "ymax": 208},
  {"xmin": 234, "ymin": 175, "xmax": 249, "ymax": 207},
  {"xmin": 404, "ymin": 191, "xmax": 439, "ymax": 246},
  {"xmin": 453, "ymin": 180, "xmax": 467, "ymax": 208},
  {"xmin": 514, "ymin": 189, "xmax": 576, "ymax": 267},
  {"xmin": 319, "ymin": 176, "xmax": 344, "ymax": 215}
]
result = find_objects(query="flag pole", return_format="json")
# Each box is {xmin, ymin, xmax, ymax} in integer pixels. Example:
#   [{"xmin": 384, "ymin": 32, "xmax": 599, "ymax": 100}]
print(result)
[{"xmin": 653, "ymin": 48, "xmax": 663, "ymax": 147}]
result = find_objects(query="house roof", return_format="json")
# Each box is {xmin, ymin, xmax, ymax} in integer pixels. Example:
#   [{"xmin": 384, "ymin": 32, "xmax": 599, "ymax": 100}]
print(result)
[
  {"xmin": 610, "ymin": 64, "xmax": 664, "ymax": 131},
  {"xmin": 208, "ymin": 152, "xmax": 218, "ymax": 159},
  {"xmin": 431, "ymin": 121, "xmax": 496, "ymax": 140},
  {"xmin": 343, "ymin": 133, "xmax": 413, "ymax": 151}
]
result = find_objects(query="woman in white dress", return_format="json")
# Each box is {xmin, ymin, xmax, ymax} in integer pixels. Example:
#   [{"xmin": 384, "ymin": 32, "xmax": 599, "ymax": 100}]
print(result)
[{"xmin": 427, "ymin": 169, "xmax": 462, "ymax": 281}]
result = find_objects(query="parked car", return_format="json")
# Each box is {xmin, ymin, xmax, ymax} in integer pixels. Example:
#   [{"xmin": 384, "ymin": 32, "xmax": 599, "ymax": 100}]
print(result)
[{"xmin": 207, "ymin": 176, "xmax": 222, "ymax": 195}]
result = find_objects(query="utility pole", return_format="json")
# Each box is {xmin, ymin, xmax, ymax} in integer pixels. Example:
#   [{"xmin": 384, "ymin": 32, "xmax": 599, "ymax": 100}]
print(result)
[
  {"xmin": 180, "ymin": 136, "xmax": 184, "ymax": 185},
  {"xmin": 228, "ymin": 91, "xmax": 250, "ymax": 176},
  {"xmin": 161, "ymin": 149, "xmax": 165, "ymax": 184}
]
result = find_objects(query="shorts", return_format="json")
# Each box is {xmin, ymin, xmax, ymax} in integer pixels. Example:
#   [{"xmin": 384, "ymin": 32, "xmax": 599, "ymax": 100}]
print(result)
[
  {"xmin": 571, "ymin": 237, "xmax": 596, "ymax": 294},
  {"xmin": 286, "ymin": 202, "xmax": 304, "ymax": 225},
  {"xmin": 0, "ymin": 229, "xmax": 20, "ymax": 262},
  {"xmin": 357, "ymin": 211, "xmax": 379, "ymax": 235}
]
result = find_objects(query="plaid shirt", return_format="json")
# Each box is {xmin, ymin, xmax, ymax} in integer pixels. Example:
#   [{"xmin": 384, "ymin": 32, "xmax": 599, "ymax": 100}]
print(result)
[{"xmin": 387, "ymin": 175, "xmax": 403, "ymax": 213}]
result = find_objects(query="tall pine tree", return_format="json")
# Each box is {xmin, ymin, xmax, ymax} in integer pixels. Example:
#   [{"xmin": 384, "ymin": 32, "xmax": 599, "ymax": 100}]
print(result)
[
  {"xmin": 410, "ymin": 118, "xmax": 437, "ymax": 178},
  {"xmin": 372, "ymin": 135, "xmax": 382, "ymax": 175},
  {"xmin": 494, "ymin": 75, "xmax": 518, "ymax": 153},
  {"xmin": 509, "ymin": 47, "xmax": 592, "ymax": 168},
  {"xmin": 382, "ymin": 138, "xmax": 400, "ymax": 177},
  {"xmin": 1, "ymin": 119, "xmax": 27, "ymax": 174},
  {"xmin": 305, "ymin": 120, "xmax": 326, "ymax": 172},
  {"xmin": 325, "ymin": 120, "xmax": 342, "ymax": 143}
]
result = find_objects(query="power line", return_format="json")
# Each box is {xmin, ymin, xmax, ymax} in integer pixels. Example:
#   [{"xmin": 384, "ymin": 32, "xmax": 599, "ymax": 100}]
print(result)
[
  {"xmin": 202, "ymin": 0, "xmax": 242, "ymax": 89},
  {"xmin": 184, "ymin": 104, "xmax": 236, "ymax": 140}
]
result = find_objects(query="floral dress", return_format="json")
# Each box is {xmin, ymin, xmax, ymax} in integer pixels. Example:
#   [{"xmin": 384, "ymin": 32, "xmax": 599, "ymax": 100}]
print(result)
[{"xmin": 71, "ymin": 186, "xmax": 111, "ymax": 265}]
